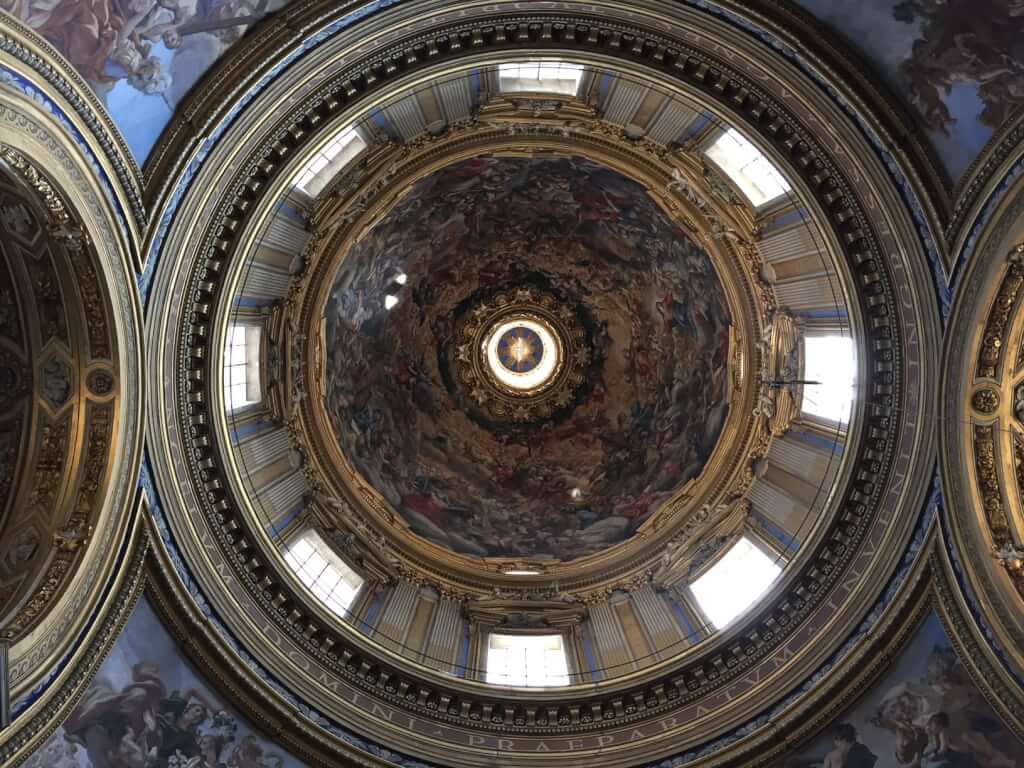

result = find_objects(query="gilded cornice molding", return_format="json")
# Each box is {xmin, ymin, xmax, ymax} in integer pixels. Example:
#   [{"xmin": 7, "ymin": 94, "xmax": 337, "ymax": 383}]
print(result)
[
  {"xmin": 138, "ymin": 0, "xmax": 964, "ymax": 293},
  {"xmin": 140, "ymin": 487, "xmax": 1021, "ymax": 768},
  {"xmin": 143, "ymin": 514, "xmax": 388, "ymax": 768},
  {"xmin": 727, "ymin": 0, "xmax": 950, "ymax": 264},
  {"xmin": 143, "ymin": 2, "xmax": 940, "ymax": 764}
]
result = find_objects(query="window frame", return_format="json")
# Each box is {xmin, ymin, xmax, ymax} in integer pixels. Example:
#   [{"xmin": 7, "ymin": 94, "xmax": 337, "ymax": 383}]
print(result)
[
  {"xmin": 282, "ymin": 528, "xmax": 365, "ymax": 622},
  {"xmin": 293, "ymin": 125, "xmax": 367, "ymax": 197},
  {"xmin": 798, "ymin": 328, "xmax": 857, "ymax": 429},
  {"xmin": 704, "ymin": 127, "xmax": 791, "ymax": 208},
  {"xmin": 223, "ymin": 322, "xmax": 264, "ymax": 414},
  {"xmin": 688, "ymin": 534, "xmax": 783, "ymax": 631},
  {"xmin": 496, "ymin": 61, "xmax": 585, "ymax": 97},
  {"xmin": 484, "ymin": 631, "xmax": 572, "ymax": 688}
]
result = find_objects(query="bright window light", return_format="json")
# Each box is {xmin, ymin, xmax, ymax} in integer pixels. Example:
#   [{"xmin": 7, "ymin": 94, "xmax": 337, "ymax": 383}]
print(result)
[
  {"xmin": 284, "ymin": 530, "xmax": 364, "ymax": 619},
  {"xmin": 498, "ymin": 62, "xmax": 583, "ymax": 96},
  {"xmin": 690, "ymin": 537, "xmax": 781, "ymax": 629},
  {"xmin": 294, "ymin": 126, "xmax": 366, "ymax": 196},
  {"xmin": 384, "ymin": 294, "xmax": 399, "ymax": 310},
  {"xmin": 705, "ymin": 128, "xmax": 791, "ymax": 206},
  {"xmin": 224, "ymin": 324, "xmax": 261, "ymax": 412},
  {"xmin": 802, "ymin": 335, "xmax": 856, "ymax": 423},
  {"xmin": 486, "ymin": 634, "xmax": 570, "ymax": 687}
]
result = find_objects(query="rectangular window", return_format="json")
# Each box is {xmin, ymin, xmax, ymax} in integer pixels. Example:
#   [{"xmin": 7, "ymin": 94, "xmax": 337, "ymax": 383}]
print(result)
[
  {"xmin": 690, "ymin": 537, "xmax": 782, "ymax": 629},
  {"xmin": 498, "ymin": 62, "xmax": 584, "ymax": 96},
  {"xmin": 801, "ymin": 335, "xmax": 856, "ymax": 424},
  {"xmin": 486, "ymin": 633, "xmax": 570, "ymax": 687},
  {"xmin": 224, "ymin": 324, "xmax": 262, "ymax": 412},
  {"xmin": 705, "ymin": 128, "xmax": 791, "ymax": 207},
  {"xmin": 294, "ymin": 127, "xmax": 366, "ymax": 197},
  {"xmin": 284, "ymin": 530, "xmax": 364, "ymax": 619}
]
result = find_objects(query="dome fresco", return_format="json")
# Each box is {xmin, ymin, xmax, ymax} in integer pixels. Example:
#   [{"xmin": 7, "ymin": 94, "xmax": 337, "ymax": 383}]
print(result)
[{"xmin": 323, "ymin": 155, "xmax": 733, "ymax": 560}]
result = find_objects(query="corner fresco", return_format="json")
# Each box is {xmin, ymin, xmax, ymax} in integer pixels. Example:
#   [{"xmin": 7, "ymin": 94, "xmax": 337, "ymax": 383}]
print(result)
[
  {"xmin": 793, "ymin": 1, "xmax": 1024, "ymax": 182},
  {"xmin": 784, "ymin": 612, "xmax": 1023, "ymax": 768},
  {"xmin": 323, "ymin": 155, "xmax": 732, "ymax": 561},
  {"xmin": 21, "ymin": 598, "xmax": 305, "ymax": 768},
  {"xmin": 1, "ymin": 0, "xmax": 291, "ymax": 162}
]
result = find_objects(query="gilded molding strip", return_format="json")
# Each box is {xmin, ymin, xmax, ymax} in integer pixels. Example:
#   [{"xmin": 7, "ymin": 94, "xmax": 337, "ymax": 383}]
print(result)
[{"xmin": 977, "ymin": 246, "xmax": 1024, "ymax": 378}]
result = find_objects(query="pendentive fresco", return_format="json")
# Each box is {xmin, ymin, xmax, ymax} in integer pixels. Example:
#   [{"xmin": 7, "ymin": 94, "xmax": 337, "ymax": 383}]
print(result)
[
  {"xmin": 22, "ymin": 599, "xmax": 306, "ymax": 768},
  {"xmin": 785, "ymin": 614, "xmax": 1023, "ymax": 768}
]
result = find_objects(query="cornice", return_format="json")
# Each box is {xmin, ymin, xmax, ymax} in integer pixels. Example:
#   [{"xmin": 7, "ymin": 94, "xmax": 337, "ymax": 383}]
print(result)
[
  {"xmin": 140, "ymin": 480, "xmax": 999, "ymax": 768},
  {"xmin": 726, "ymin": 0, "xmax": 950, "ymax": 267},
  {"xmin": 0, "ymin": 89, "xmax": 145, "ymax": 705},
  {"xmin": 940, "ymin": 170, "xmax": 1024, "ymax": 678}
]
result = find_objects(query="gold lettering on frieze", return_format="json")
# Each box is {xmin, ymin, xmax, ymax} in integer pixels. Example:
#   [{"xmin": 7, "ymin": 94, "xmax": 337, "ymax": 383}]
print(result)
[
  {"xmin": 630, "ymin": 729, "xmax": 645, "ymax": 742},
  {"xmin": 468, "ymin": 735, "xmax": 485, "ymax": 747},
  {"xmin": 597, "ymin": 734, "xmax": 614, "ymax": 748},
  {"xmin": 566, "ymin": 739, "xmax": 583, "ymax": 751},
  {"xmin": 214, "ymin": 560, "xmax": 234, "ymax": 586},
  {"xmin": 261, "ymin": 621, "xmax": 283, "ymax": 648},
  {"xmin": 287, "ymin": 650, "xmax": 310, "ymax": 672},
  {"xmin": 371, "ymin": 703, "xmax": 394, "ymax": 722},
  {"xmin": 497, "ymin": 739, "xmax": 514, "ymax": 751},
  {"xmin": 314, "ymin": 670, "xmax": 341, "ymax": 694},
  {"xmin": 769, "ymin": 643, "xmax": 797, "ymax": 670}
]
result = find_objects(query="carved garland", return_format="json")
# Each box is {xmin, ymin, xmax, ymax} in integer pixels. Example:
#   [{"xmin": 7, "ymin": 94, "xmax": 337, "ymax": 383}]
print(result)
[{"xmin": 160, "ymin": 12, "xmax": 907, "ymax": 740}]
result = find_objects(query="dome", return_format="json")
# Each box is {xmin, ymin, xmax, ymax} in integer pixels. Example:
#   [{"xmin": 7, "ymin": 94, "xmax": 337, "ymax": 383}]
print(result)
[
  {"xmin": 136, "ymin": 27, "xmax": 944, "ymax": 759},
  {"xmin": 323, "ymin": 154, "xmax": 733, "ymax": 560},
  {"xmin": 15, "ymin": 0, "xmax": 1024, "ymax": 767}
]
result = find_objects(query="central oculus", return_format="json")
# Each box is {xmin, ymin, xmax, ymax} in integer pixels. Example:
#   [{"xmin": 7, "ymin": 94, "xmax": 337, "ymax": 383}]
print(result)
[{"xmin": 486, "ymin": 319, "xmax": 560, "ymax": 391}]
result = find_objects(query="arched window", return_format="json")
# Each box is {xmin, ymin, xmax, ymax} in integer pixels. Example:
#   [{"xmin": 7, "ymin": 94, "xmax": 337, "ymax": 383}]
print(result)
[
  {"xmin": 689, "ymin": 536, "xmax": 782, "ymax": 629},
  {"xmin": 486, "ymin": 633, "xmax": 570, "ymax": 686},
  {"xmin": 283, "ymin": 529, "xmax": 364, "ymax": 619},
  {"xmin": 801, "ymin": 334, "xmax": 856, "ymax": 424},
  {"xmin": 294, "ymin": 126, "xmax": 366, "ymax": 197},
  {"xmin": 498, "ymin": 62, "xmax": 584, "ymax": 96},
  {"xmin": 705, "ymin": 128, "xmax": 790, "ymax": 207},
  {"xmin": 224, "ymin": 324, "xmax": 262, "ymax": 412}
]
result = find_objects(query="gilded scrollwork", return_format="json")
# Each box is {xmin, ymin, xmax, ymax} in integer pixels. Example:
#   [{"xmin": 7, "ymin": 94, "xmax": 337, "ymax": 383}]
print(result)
[{"xmin": 0, "ymin": 145, "xmax": 120, "ymax": 645}]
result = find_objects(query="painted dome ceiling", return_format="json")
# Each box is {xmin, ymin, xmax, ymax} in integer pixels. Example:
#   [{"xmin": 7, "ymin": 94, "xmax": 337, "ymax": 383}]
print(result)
[{"xmin": 323, "ymin": 154, "xmax": 733, "ymax": 560}]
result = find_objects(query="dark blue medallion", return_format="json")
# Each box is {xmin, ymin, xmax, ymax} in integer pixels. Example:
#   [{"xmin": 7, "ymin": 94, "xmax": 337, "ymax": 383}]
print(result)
[{"xmin": 497, "ymin": 326, "xmax": 544, "ymax": 373}]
